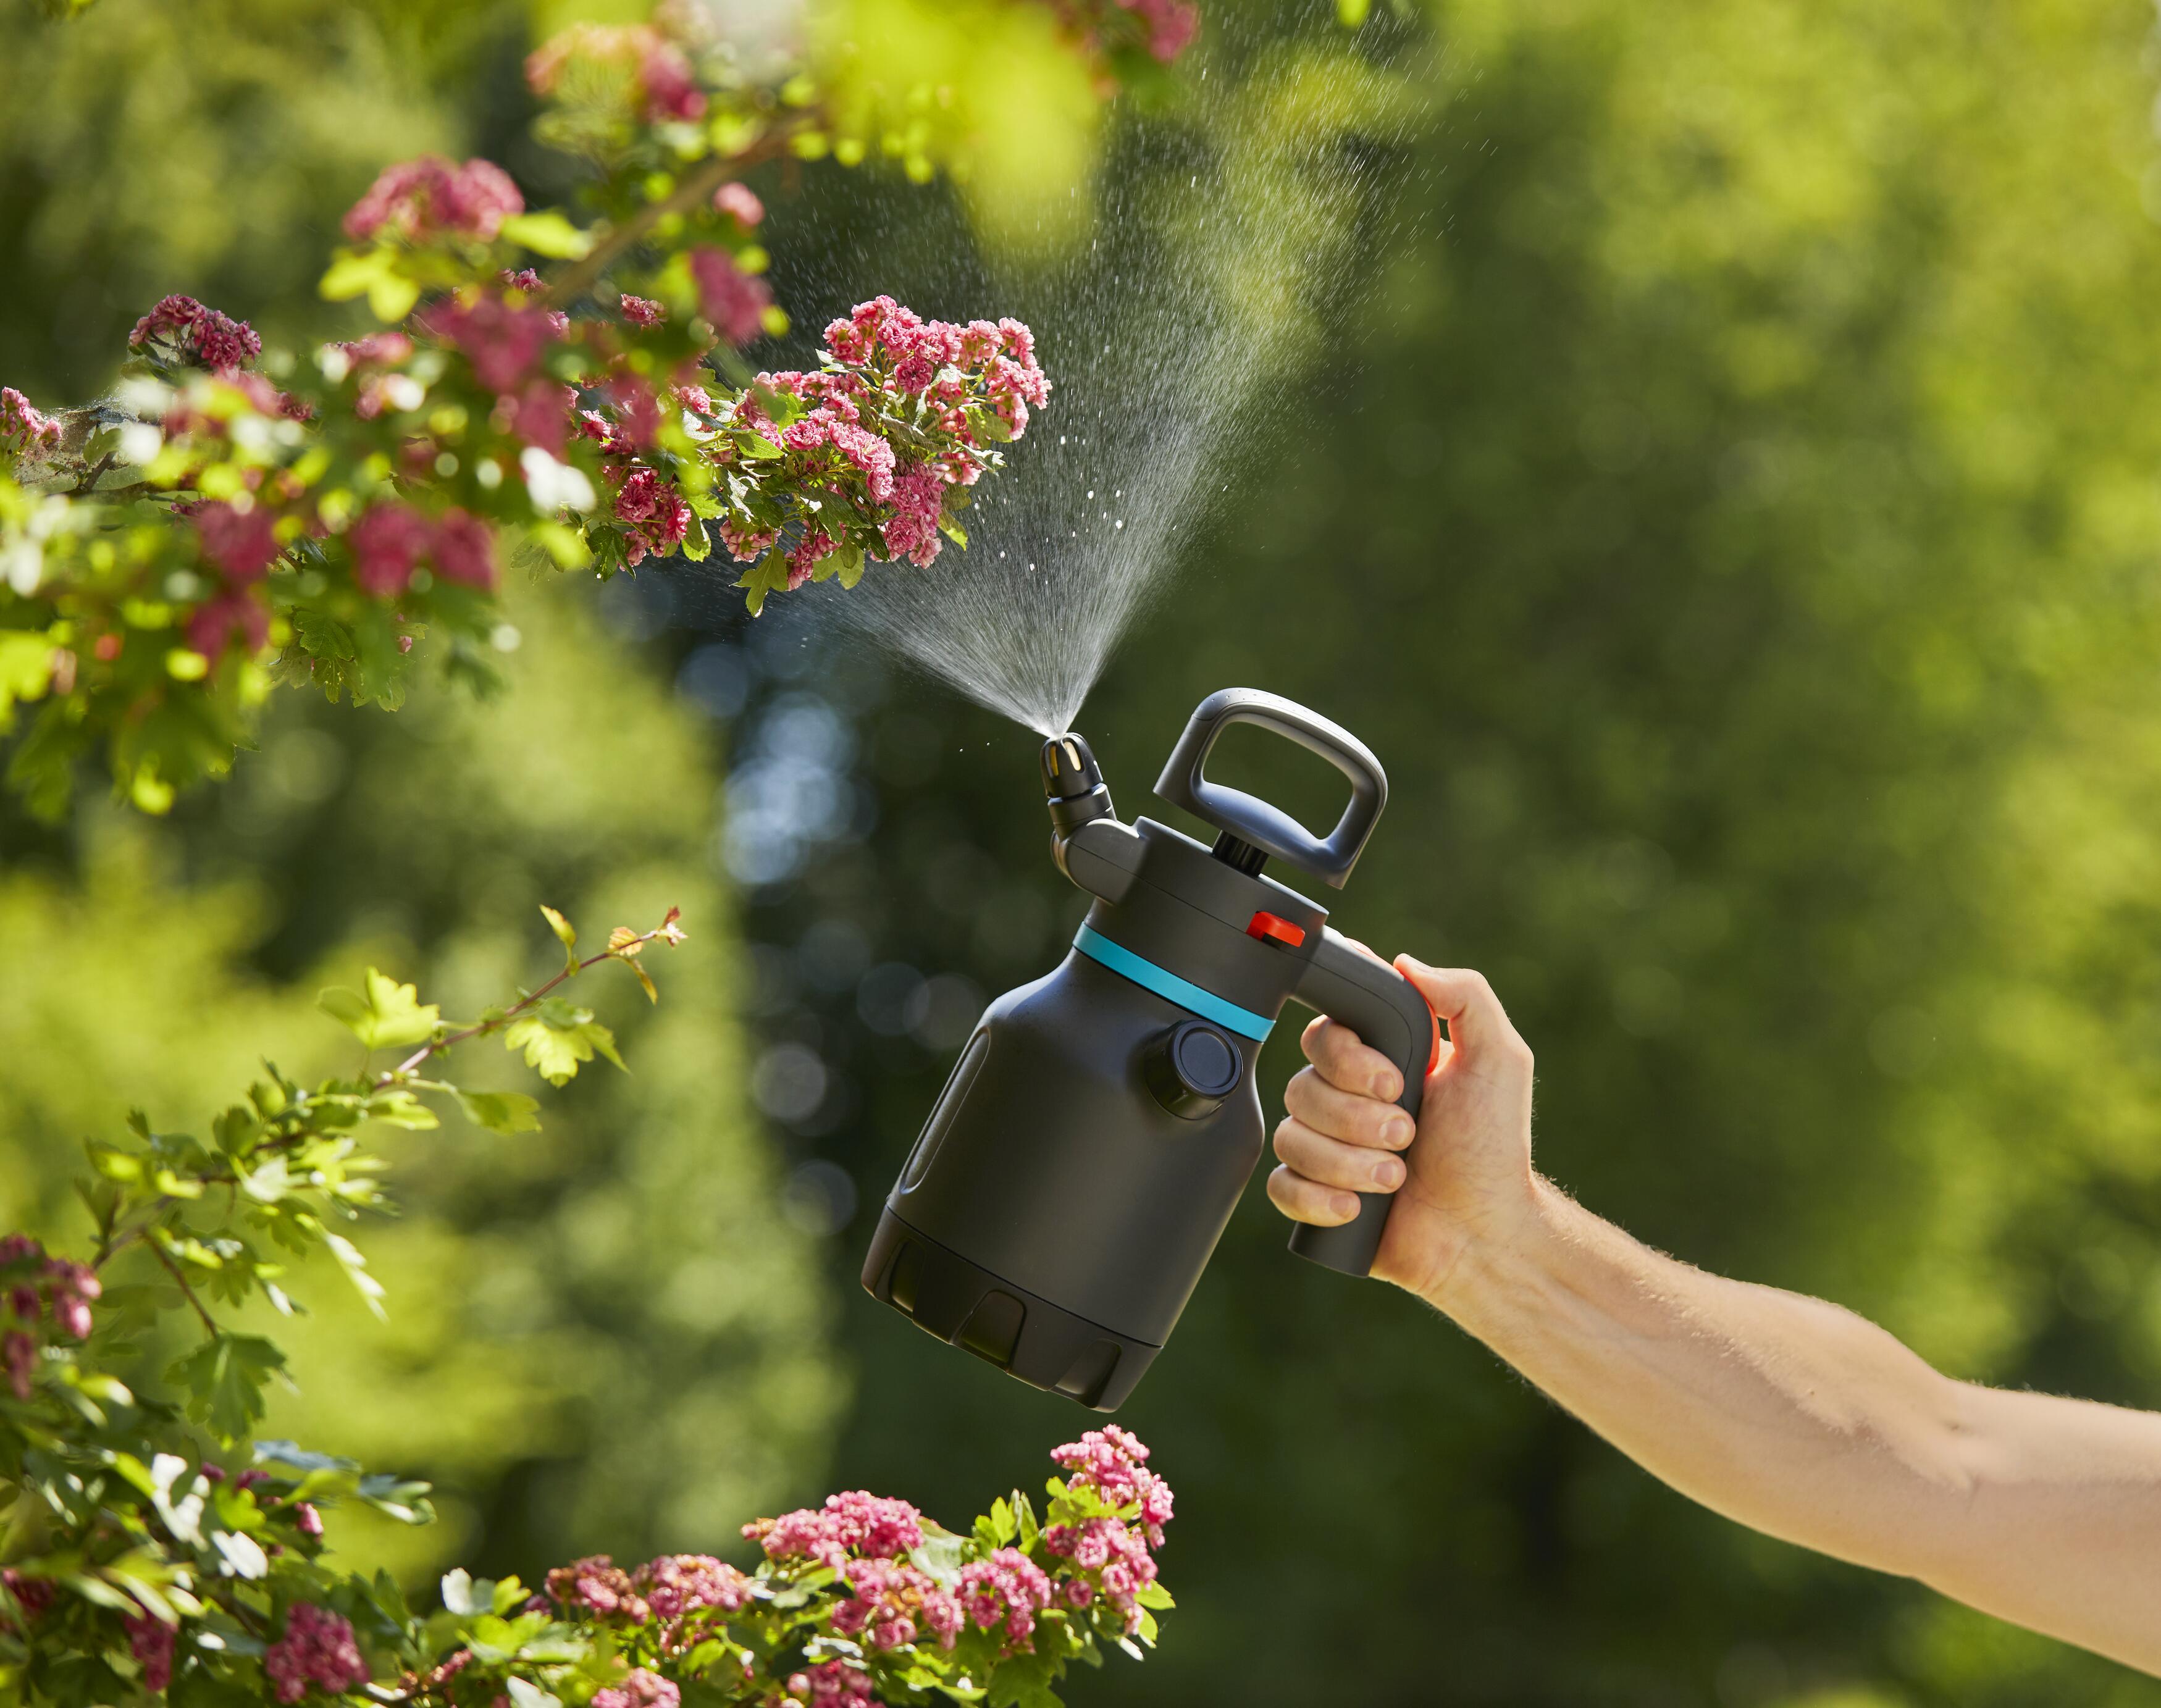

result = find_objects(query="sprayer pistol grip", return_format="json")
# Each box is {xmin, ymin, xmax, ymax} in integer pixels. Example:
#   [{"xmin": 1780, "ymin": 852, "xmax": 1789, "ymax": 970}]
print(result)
[{"xmin": 1284, "ymin": 926, "xmax": 1436, "ymax": 1278}]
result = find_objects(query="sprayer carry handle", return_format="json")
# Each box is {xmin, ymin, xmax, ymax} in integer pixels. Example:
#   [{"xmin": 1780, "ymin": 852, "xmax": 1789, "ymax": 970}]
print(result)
[
  {"xmin": 1285, "ymin": 927, "xmax": 1438, "ymax": 1277},
  {"xmin": 1154, "ymin": 689, "xmax": 1388, "ymax": 889}
]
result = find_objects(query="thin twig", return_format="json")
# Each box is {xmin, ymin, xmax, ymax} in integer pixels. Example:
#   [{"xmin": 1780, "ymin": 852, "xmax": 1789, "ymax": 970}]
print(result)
[
  {"xmin": 380, "ymin": 916, "xmax": 681, "ymax": 1081},
  {"xmin": 149, "ymin": 1241, "xmax": 220, "ymax": 1336},
  {"xmin": 70, "ymin": 452, "xmax": 115, "ymax": 495},
  {"xmin": 545, "ymin": 128, "xmax": 799, "ymax": 309}
]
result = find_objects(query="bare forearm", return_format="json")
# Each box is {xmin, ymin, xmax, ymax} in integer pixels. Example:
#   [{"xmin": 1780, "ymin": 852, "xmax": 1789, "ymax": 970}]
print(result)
[
  {"xmin": 1430, "ymin": 1179, "xmax": 2161, "ymax": 1672},
  {"xmin": 1432, "ymin": 1181, "xmax": 1974, "ymax": 1567}
]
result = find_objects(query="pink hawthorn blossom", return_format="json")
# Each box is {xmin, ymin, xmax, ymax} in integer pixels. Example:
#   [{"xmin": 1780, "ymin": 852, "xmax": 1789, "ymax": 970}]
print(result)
[
  {"xmin": 620, "ymin": 294, "xmax": 666, "ymax": 329},
  {"xmin": 689, "ymin": 247, "xmax": 773, "ymax": 346},
  {"xmin": 343, "ymin": 156, "xmax": 524, "ymax": 244},
  {"xmin": 0, "ymin": 1568, "xmax": 52, "ymax": 1625},
  {"xmin": 124, "ymin": 1612, "xmax": 175, "ymax": 1692},
  {"xmin": 638, "ymin": 40, "xmax": 705, "ymax": 122},
  {"xmin": 348, "ymin": 503, "xmax": 432, "ymax": 598},
  {"xmin": 784, "ymin": 1660, "xmax": 879, "ymax": 1708},
  {"xmin": 547, "ymin": 1555, "xmax": 652, "ymax": 1622},
  {"xmin": 263, "ymin": 1604, "xmax": 368, "ymax": 1703},
  {"xmin": 713, "ymin": 182, "xmax": 765, "ymax": 227},
  {"xmin": 747, "ymin": 1490, "xmax": 926, "ymax": 1569},
  {"xmin": 190, "ymin": 501, "xmax": 282, "ymax": 584},
  {"xmin": 611, "ymin": 467, "xmax": 692, "ymax": 566},
  {"xmin": 0, "ymin": 387, "xmax": 61, "ymax": 458},
  {"xmin": 419, "ymin": 295, "xmax": 560, "ymax": 395},
  {"xmin": 632, "ymin": 1554, "xmax": 753, "ymax": 1619},
  {"xmin": 1118, "ymin": 0, "xmax": 1200, "ymax": 61},
  {"xmin": 430, "ymin": 508, "xmax": 498, "ymax": 589},
  {"xmin": 955, "ymin": 1547, "xmax": 1054, "ymax": 1652},
  {"xmin": 592, "ymin": 1668, "xmax": 679, "ymax": 1708},
  {"xmin": 129, "ymin": 295, "xmax": 262, "ymax": 374}
]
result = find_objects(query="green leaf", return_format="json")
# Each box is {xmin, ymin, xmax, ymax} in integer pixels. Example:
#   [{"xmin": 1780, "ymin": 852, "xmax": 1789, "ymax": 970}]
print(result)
[
  {"xmin": 318, "ymin": 968, "xmax": 441, "ymax": 1050},
  {"xmin": 169, "ymin": 1334, "xmax": 287, "ymax": 1446},
  {"xmin": 503, "ymin": 1003, "xmax": 624, "ymax": 1086},
  {"xmin": 324, "ymin": 1231, "xmax": 387, "ymax": 1320},
  {"xmin": 539, "ymin": 903, "xmax": 579, "ymax": 974},
  {"xmin": 254, "ymin": 1440, "xmax": 358, "ymax": 1475},
  {"xmin": 909, "ymin": 1528, "xmax": 967, "ymax": 1590},
  {"xmin": 368, "ymin": 271, "xmax": 424, "ymax": 324},
  {"xmin": 358, "ymin": 1471, "xmax": 436, "ymax": 1525},
  {"xmin": 318, "ymin": 247, "xmax": 392, "ymax": 304},
  {"xmin": 1337, "ymin": 0, "xmax": 1371, "ymax": 20},
  {"xmin": 0, "ymin": 630, "xmax": 56, "ymax": 722},
  {"xmin": 455, "ymin": 1089, "xmax": 543, "ymax": 1135},
  {"xmin": 500, "ymin": 211, "xmax": 594, "ymax": 259}
]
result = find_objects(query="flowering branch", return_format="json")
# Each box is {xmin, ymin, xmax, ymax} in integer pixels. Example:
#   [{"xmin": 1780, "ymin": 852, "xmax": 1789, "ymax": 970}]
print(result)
[
  {"xmin": 0, "ymin": 898, "xmax": 1175, "ymax": 1706},
  {"xmin": 0, "ymin": 1, "xmax": 1116, "ymax": 820}
]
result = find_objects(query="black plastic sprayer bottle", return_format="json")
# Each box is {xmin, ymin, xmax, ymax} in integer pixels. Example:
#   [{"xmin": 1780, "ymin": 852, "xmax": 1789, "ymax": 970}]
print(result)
[{"xmin": 860, "ymin": 688, "xmax": 1437, "ymax": 1411}]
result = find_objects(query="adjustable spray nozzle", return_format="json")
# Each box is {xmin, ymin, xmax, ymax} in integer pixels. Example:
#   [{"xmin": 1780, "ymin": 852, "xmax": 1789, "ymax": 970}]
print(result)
[{"xmin": 1042, "ymin": 731, "xmax": 1114, "ymax": 844}]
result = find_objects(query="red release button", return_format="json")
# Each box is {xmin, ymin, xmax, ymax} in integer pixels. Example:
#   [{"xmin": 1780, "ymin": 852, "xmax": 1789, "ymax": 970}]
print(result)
[{"xmin": 1246, "ymin": 911, "xmax": 1306, "ymax": 948}]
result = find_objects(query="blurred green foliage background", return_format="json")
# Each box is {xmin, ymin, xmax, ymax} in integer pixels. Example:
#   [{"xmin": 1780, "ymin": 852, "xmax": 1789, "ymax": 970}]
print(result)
[{"xmin": 9, "ymin": 0, "xmax": 2161, "ymax": 1702}]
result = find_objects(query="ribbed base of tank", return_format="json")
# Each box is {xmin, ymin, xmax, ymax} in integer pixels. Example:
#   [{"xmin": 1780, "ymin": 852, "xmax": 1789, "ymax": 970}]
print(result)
[{"xmin": 860, "ymin": 1207, "xmax": 1162, "ymax": 1412}]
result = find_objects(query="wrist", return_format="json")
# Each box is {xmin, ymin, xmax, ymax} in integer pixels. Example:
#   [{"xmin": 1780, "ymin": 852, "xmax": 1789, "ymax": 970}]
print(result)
[{"xmin": 1419, "ymin": 1170, "xmax": 1571, "ymax": 1322}]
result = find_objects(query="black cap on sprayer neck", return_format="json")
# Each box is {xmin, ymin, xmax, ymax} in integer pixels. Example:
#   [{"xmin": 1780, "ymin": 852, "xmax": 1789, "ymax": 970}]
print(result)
[{"xmin": 1042, "ymin": 732, "xmax": 1114, "ymax": 842}]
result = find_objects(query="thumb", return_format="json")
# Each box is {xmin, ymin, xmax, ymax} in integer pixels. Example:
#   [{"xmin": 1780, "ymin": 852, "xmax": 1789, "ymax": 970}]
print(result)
[{"xmin": 1394, "ymin": 957, "xmax": 1516, "ymax": 1063}]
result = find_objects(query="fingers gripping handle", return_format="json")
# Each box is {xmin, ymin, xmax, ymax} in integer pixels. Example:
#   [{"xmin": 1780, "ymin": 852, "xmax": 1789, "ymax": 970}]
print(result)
[{"xmin": 1285, "ymin": 929, "xmax": 1437, "ymax": 1276}]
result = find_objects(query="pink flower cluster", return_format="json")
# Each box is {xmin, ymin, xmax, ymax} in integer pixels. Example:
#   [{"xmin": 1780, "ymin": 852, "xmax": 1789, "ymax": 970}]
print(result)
[
  {"xmin": 346, "ymin": 501, "xmax": 498, "ymax": 599},
  {"xmin": 711, "ymin": 298, "xmax": 1046, "ymax": 588},
  {"xmin": 128, "ymin": 295, "xmax": 262, "ymax": 375},
  {"xmin": 748, "ymin": 1491, "xmax": 925, "ymax": 1569},
  {"xmin": 594, "ymin": 1668, "xmax": 679, "ymax": 1708},
  {"xmin": 548, "ymin": 1552, "xmax": 754, "ymax": 1627},
  {"xmin": 524, "ymin": 25, "xmax": 707, "ymax": 125},
  {"xmin": 343, "ymin": 156, "xmax": 524, "ymax": 245},
  {"xmin": 714, "ymin": 182, "xmax": 765, "ymax": 229},
  {"xmin": 1053, "ymin": 1424, "xmax": 1173, "ymax": 1545},
  {"xmin": 1041, "ymin": 1426, "xmax": 1172, "ymax": 1633},
  {"xmin": 124, "ymin": 1612, "xmax": 175, "ymax": 1692},
  {"xmin": 956, "ymin": 1547, "xmax": 1054, "ymax": 1652},
  {"xmin": 549, "ymin": 1555, "xmax": 650, "ymax": 1622},
  {"xmin": 784, "ymin": 1660, "xmax": 879, "ymax": 1708},
  {"xmin": 636, "ymin": 1554, "xmax": 755, "ymax": 1621},
  {"xmin": 831, "ymin": 1557, "xmax": 963, "ymax": 1653},
  {"xmin": 0, "ymin": 387, "xmax": 61, "ymax": 459},
  {"xmin": 415, "ymin": 292, "xmax": 574, "ymax": 457},
  {"xmin": 1117, "ymin": 0, "xmax": 1200, "ymax": 62},
  {"xmin": 264, "ymin": 1604, "xmax": 369, "ymax": 1703},
  {"xmin": 823, "ymin": 296, "xmax": 1049, "ymax": 438},
  {"xmin": 611, "ymin": 466, "xmax": 692, "ymax": 567},
  {"xmin": 690, "ymin": 247, "xmax": 774, "ymax": 347},
  {"xmin": 1, "ymin": 1568, "xmax": 54, "ymax": 1628},
  {"xmin": 2, "ymin": 1233, "xmax": 101, "ymax": 1400}
]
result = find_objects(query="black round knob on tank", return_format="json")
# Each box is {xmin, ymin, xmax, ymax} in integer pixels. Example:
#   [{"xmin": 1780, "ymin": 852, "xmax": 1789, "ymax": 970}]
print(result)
[{"xmin": 1143, "ymin": 1019, "xmax": 1244, "ymax": 1120}]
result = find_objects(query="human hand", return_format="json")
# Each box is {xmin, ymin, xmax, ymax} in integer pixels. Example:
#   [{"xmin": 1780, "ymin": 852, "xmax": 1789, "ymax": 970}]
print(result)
[{"xmin": 1265, "ymin": 957, "xmax": 1539, "ymax": 1300}]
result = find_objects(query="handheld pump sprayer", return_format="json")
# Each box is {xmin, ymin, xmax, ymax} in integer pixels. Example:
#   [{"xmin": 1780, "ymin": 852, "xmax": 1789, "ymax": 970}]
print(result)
[{"xmin": 861, "ymin": 688, "xmax": 1438, "ymax": 1411}]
